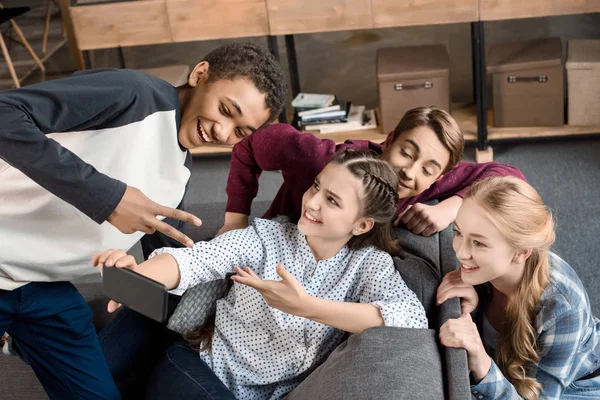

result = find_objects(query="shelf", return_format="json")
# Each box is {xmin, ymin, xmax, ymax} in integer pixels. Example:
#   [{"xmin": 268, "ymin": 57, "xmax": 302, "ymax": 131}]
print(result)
[
  {"xmin": 69, "ymin": 0, "xmax": 600, "ymax": 43},
  {"xmin": 190, "ymin": 125, "xmax": 388, "ymax": 156},
  {"xmin": 190, "ymin": 103, "xmax": 600, "ymax": 156},
  {"xmin": 190, "ymin": 144, "xmax": 236, "ymax": 155},
  {"xmin": 453, "ymin": 103, "xmax": 600, "ymax": 142}
]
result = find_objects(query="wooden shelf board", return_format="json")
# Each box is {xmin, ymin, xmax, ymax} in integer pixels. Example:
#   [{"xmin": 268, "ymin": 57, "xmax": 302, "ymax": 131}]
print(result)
[
  {"xmin": 191, "ymin": 103, "xmax": 600, "ymax": 156},
  {"xmin": 308, "ymin": 126, "xmax": 387, "ymax": 143},
  {"xmin": 190, "ymin": 144, "xmax": 235, "ymax": 155},
  {"xmin": 190, "ymin": 126, "xmax": 387, "ymax": 156},
  {"xmin": 453, "ymin": 103, "xmax": 600, "ymax": 142}
]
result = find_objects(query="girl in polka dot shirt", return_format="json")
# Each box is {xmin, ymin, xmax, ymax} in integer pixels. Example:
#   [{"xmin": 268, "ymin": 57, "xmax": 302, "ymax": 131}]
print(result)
[{"xmin": 95, "ymin": 149, "xmax": 428, "ymax": 400}]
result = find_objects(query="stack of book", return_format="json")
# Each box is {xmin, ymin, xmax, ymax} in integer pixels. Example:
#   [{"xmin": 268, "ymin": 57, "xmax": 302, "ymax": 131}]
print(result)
[
  {"xmin": 292, "ymin": 93, "xmax": 349, "ymax": 127},
  {"xmin": 291, "ymin": 92, "xmax": 377, "ymax": 134}
]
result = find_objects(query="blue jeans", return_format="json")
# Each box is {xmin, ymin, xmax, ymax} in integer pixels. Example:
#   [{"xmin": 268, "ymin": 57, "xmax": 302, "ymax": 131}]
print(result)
[
  {"xmin": 99, "ymin": 296, "xmax": 182, "ymax": 400},
  {"xmin": 0, "ymin": 281, "xmax": 121, "ymax": 400},
  {"xmin": 99, "ymin": 213, "xmax": 188, "ymax": 399},
  {"xmin": 146, "ymin": 341, "xmax": 236, "ymax": 400}
]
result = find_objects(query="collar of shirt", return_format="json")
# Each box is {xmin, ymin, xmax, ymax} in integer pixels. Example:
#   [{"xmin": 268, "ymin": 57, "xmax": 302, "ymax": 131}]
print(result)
[{"xmin": 294, "ymin": 229, "xmax": 350, "ymax": 283}]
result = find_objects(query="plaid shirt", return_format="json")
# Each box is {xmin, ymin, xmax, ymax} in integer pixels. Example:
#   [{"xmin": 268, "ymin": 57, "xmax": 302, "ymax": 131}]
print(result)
[{"xmin": 471, "ymin": 252, "xmax": 600, "ymax": 399}]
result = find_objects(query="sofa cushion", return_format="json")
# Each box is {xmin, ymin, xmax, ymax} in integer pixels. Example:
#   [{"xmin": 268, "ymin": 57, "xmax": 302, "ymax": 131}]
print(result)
[
  {"xmin": 285, "ymin": 326, "xmax": 444, "ymax": 400},
  {"xmin": 390, "ymin": 226, "xmax": 443, "ymax": 327},
  {"xmin": 167, "ymin": 278, "xmax": 232, "ymax": 336},
  {"xmin": 393, "ymin": 253, "xmax": 439, "ymax": 327}
]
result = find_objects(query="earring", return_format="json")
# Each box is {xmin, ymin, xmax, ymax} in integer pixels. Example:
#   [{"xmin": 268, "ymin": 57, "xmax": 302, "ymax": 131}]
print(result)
[{"xmin": 353, "ymin": 230, "xmax": 359, "ymax": 235}]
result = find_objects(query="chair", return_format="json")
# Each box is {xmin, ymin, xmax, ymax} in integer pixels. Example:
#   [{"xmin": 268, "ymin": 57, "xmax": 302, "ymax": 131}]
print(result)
[
  {"xmin": 43, "ymin": 0, "xmax": 61, "ymax": 53},
  {"xmin": 0, "ymin": 4, "xmax": 45, "ymax": 88}
]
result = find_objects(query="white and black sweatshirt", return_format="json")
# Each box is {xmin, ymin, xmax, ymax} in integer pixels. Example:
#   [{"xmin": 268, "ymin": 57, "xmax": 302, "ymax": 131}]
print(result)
[{"xmin": 0, "ymin": 69, "xmax": 191, "ymax": 290}]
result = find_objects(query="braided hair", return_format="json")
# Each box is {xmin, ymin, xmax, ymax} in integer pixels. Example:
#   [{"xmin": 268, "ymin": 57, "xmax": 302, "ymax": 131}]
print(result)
[{"xmin": 330, "ymin": 149, "xmax": 400, "ymax": 254}]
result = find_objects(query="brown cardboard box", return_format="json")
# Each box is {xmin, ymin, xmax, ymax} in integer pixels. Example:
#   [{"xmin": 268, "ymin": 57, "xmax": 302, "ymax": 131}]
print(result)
[
  {"xmin": 566, "ymin": 40, "xmax": 600, "ymax": 126},
  {"xmin": 376, "ymin": 45, "xmax": 450, "ymax": 134},
  {"xmin": 487, "ymin": 38, "xmax": 564, "ymax": 127}
]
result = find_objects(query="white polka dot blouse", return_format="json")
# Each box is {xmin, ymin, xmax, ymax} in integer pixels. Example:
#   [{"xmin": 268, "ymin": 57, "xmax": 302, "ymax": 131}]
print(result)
[{"xmin": 151, "ymin": 218, "xmax": 428, "ymax": 399}]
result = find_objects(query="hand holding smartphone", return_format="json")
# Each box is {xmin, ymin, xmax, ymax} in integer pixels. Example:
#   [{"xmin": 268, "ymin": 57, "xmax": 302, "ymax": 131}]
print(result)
[{"xmin": 102, "ymin": 266, "xmax": 169, "ymax": 323}]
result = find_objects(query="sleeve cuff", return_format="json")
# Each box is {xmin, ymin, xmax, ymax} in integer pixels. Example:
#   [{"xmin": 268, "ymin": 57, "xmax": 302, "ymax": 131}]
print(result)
[
  {"xmin": 471, "ymin": 361, "xmax": 505, "ymax": 399},
  {"xmin": 371, "ymin": 300, "xmax": 428, "ymax": 329},
  {"xmin": 226, "ymin": 193, "xmax": 252, "ymax": 215},
  {"xmin": 454, "ymin": 188, "xmax": 468, "ymax": 198},
  {"xmin": 149, "ymin": 247, "xmax": 191, "ymax": 296},
  {"xmin": 91, "ymin": 179, "xmax": 127, "ymax": 224}
]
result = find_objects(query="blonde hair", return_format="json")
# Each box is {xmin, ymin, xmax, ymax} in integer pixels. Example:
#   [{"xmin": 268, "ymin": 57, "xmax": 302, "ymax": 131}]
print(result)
[
  {"xmin": 392, "ymin": 106, "xmax": 464, "ymax": 172},
  {"xmin": 466, "ymin": 177, "xmax": 555, "ymax": 399}
]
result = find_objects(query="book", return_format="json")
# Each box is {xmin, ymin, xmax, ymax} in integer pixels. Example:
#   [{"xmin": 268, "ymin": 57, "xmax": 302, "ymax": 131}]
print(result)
[
  {"xmin": 292, "ymin": 93, "xmax": 335, "ymax": 110},
  {"xmin": 297, "ymin": 104, "xmax": 342, "ymax": 117},
  {"xmin": 300, "ymin": 101, "xmax": 351, "ymax": 123},
  {"xmin": 305, "ymin": 105, "xmax": 377, "ymax": 134},
  {"xmin": 301, "ymin": 109, "xmax": 348, "ymax": 121},
  {"xmin": 299, "ymin": 117, "xmax": 347, "ymax": 127}
]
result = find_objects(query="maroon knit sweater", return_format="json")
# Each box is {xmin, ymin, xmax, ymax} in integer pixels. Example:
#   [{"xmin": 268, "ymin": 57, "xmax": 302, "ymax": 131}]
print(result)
[{"xmin": 226, "ymin": 123, "xmax": 525, "ymax": 222}]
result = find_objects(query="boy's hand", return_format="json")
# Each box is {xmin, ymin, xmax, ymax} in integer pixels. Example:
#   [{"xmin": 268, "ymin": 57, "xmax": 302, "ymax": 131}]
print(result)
[
  {"xmin": 92, "ymin": 249, "xmax": 138, "ymax": 313},
  {"xmin": 436, "ymin": 270, "xmax": 479, "ymax": 315},
  {"xmin": 231, "ymin": 264, "xmax": 310, "ymax": 316},
  {"xmin": 395, "ymin": 196, "xmax": 463, "ymax": 236},
  {"xmin": 217, "ymin": 212, "xmax": 249, "ymax": 236},
  {"xmin": 108, "ymin": 186, "xmax": 201, "ymax": 247}
]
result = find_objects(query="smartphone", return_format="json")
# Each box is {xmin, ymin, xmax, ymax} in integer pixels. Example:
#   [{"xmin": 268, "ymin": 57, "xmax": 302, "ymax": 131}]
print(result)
[{"xmin": 102, "ymin": 266, "xmax": 168, "ymax": 323}]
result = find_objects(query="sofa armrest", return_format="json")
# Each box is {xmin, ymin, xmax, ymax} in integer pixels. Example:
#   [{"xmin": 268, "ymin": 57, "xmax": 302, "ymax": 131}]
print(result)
[
  {"xmin": 286, "ymin": 327, "xmax": 445, "ymax": 400},
  {"xmin": 439, "ymin": 297, "xmax": 471, "ymax": 400},
  {"xmin": 438, "ymin": 224, "xmax": 471, "ymax": 400}
]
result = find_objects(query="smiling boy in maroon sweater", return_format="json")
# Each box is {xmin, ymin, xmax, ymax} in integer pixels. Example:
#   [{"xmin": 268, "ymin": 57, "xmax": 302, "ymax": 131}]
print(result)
[{"xmin": 221, "ymin": 106, "xmax": 525, "ymax": 237}]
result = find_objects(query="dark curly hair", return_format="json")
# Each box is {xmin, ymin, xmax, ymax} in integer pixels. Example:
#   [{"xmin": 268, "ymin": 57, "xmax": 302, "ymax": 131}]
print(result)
[{"xmin": 202, "ymin": 42, "xmax": 287, "ymax": 125}]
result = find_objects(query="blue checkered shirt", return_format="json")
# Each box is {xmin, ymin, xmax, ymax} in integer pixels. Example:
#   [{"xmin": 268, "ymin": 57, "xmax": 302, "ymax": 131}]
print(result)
[{"xmin": 471, "ymin": 252, "xmax": 600, "ymax": 399}]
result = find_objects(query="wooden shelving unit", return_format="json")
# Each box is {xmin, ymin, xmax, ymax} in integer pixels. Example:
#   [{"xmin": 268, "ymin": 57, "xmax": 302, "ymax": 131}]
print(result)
[
  {"xmin": 190, "ymin": 144, "xmax": 236, "ymax": 156},
  {"xmin": 190, "ymin": 103, "xmax": 600, "ymax": 156},
  {"xmin": 453, "ymin": 103, "xmax": 600, "ymax": 142},
  {"xmin": 189, "ymin": 126, "xmax": 388, "ymax": 156},
  {"xmin": 69, "ymin": 1, "xmax": 600, "ymax": 160}
]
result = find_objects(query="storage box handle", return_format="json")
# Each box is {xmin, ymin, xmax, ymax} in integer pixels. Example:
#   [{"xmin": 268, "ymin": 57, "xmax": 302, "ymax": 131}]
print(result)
[
  {"xmin": 507, "ymin": 75, "xmax": 548, "ymax": 84},
  {"xmin": 394, "ymin": 81, "xmax": 433, "ymax": 91}
]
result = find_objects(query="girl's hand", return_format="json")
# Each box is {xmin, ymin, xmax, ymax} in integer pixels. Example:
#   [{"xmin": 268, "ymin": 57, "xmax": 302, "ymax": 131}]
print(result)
[
  {"xmin": 232, "ymin": 264, "xmax": 310, "ymax": 316},
  {"xmin": 92, "ymin": 249, "xmax": 138, "ymax": 313},
  {"xmin": 437, "ymin": 270, "xmax": 479, "ymax": 315},
  {"xmin": 439, "ymin": 313, "xmax": 492, "ymax": 383}
]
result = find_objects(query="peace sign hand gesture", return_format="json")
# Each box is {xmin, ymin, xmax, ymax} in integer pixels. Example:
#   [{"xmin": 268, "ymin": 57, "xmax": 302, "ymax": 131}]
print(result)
[{"xmin": 108, "ymin": 185, "xmax": 202, "ymax": 247}]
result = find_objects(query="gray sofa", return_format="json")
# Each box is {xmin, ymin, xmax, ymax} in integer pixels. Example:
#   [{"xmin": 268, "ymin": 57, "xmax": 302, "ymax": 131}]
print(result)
[
  {"xmin": 0, "ymin": 201, "xmax": 470, "ymax": 399},
  {"xmin": 286, "ymin": 223, "xmax": 471, "ymax": 400}
]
